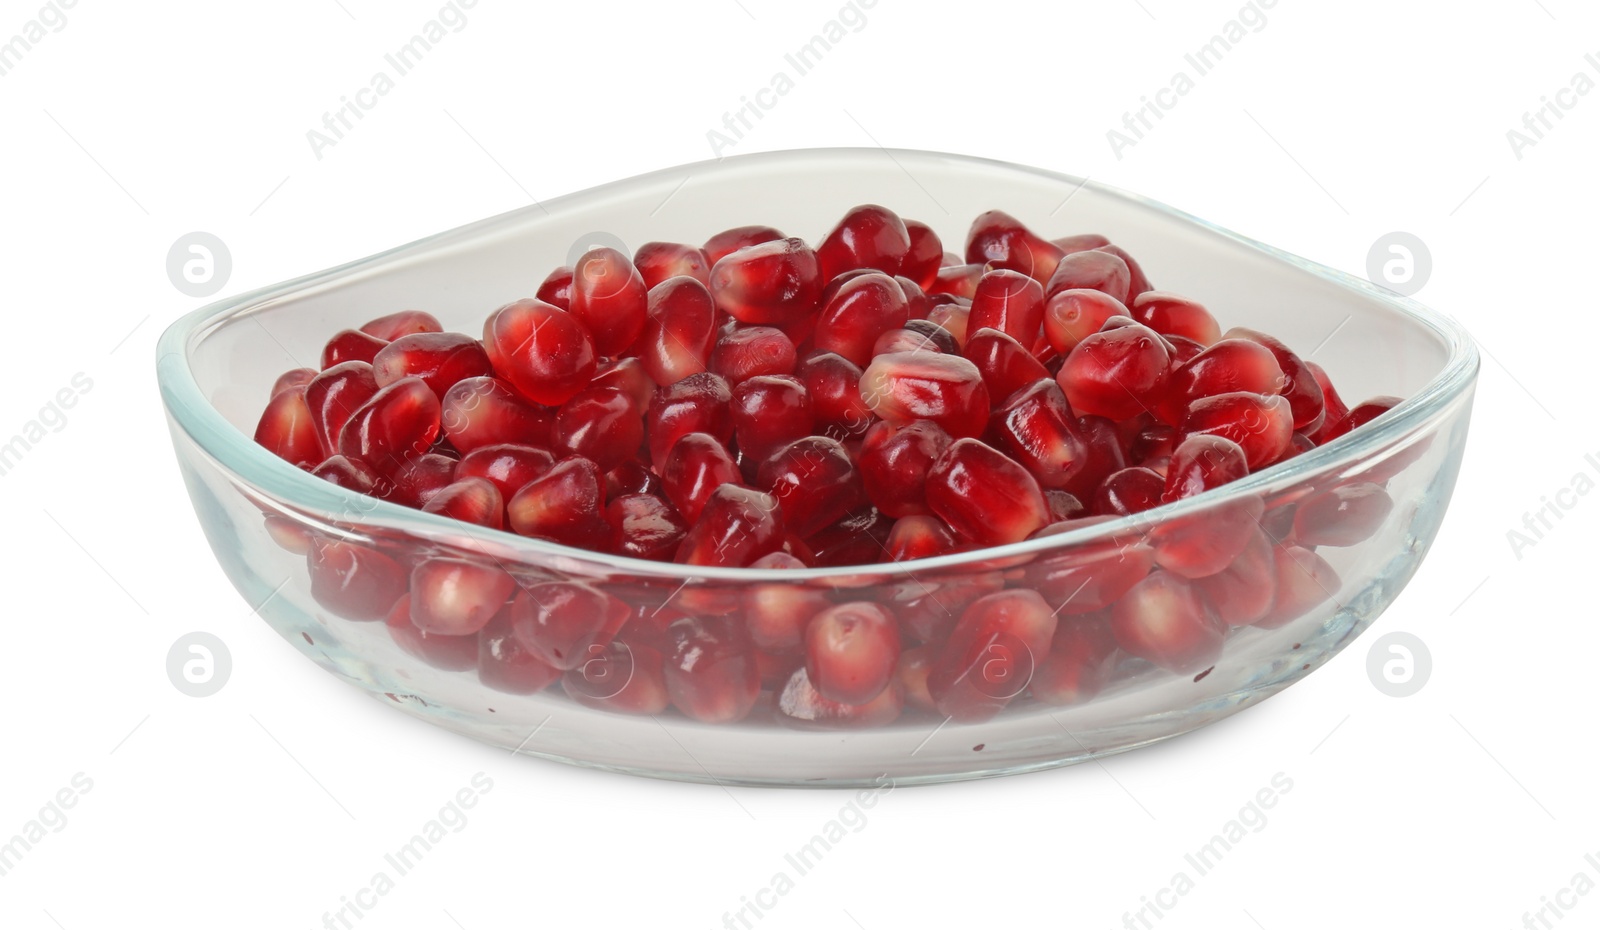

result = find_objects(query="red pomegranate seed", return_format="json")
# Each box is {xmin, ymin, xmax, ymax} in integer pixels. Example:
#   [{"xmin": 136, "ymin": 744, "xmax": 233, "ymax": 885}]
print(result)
[
  {"xmin": 927, "ymin": 589, "xmax": 1056, "ymax": 721},
  {"xmin": 482, "ymin": 298, "xmax": 597, "ymax": 407},
  {"xmin": 859, "ymin": 351, "xmax": 990, "ymax": 439},
  {"xmin": 647, "ymin": 371, "xmax": 734, "ymax": 468},
  {"xmin": 1110, "ymin": 571, "xmax": 1225, "ymax": 672},
  {"xmin": 885, "ymin": 514, "xmax": 958, "ymax": 561},
  {"xmin": 1094, "ymin": 466, "xmax": 1166, "ymax": 516},
  {"xmin": 743, "ymin": 552, "xmax": 829, "ymax": 655},
  {"xmin": 992, "ymin": 378, "xmax": 1090, "ymax": 489},
  {"xmin": 1150, "ymin": 495, "xmax": 1263, "ymax": 579},
  {"xmin": 478, "ymin": 611, "xmax": 562, "ymax": 694},
  {"xmin": 372, "ymin": 332, "xmax": 494, "ymax": 398},
  {"xmin": 1163, "ymin": 338, "xmax": 1287, "ymax": 424},
  {"xmin": 1031, "ymin": 612, "xmax": 1120, "ymax": 706},
  {"xmin": 858, "ymin": 419, "xmax": 953, "ymax": 518},
  {"xmin": 902, "ymin": 318, "xmax": 961, "ymax": 354},
  {"xmin": 510, "ymin": 581, "xmax": 632, "ymax": 670},
  {"xmin": 926, "ymin": 438, "xmax": 1050, "ymax": 545},
  {"xmin": 708, "ymin": 237, "xmax": 823, "ymax": 327},
  {"xmin": 408, "ymin": 557, "xmax": 515, "ymax": 636},
  {"xmin": 663, "ymin": 614, "xmax": 760, "ymax": 723},
  {"xmin": 321, "ymin": 328, "xmax": 388, "ymax": 369},
  {"xmin": 337, "ymin": 377, "xmax": 441, "ymax": 473},
  {"xmin": 1162, "ymin": 434, "xmax": 1249, "ymax": 502},
  {"xmin": 1292, "ymin": 482, "xmax": 1392, "ymax": 546},
  {"xmin": 1062, "ymin": 414, "xmax": 1128, "ymax": 501},
  {"xmin": 535, "ymin": 266, "xmax": 573, "ymax": 310},
  {"xmin": 927, "ymin": 300, "xmax": 972, "ymax": 344},
  {"xmin": 1095, "ymin": 244, "xmax": 1153, "ymax": 300},
  {"xmin": 892, "ymin": 570, "xmax": 1005, "ymax": 644},
  {"xmin": 455, "ymin": 443, "xmax": 554, "ymax": 500},
  {"xmin": 305, "ymin": 361, "xmax": 381, "ymax": 456},
  {"xmin": 633, "ymin": 241, "xmax": 711, "ymax": 290},
  {"xmin": 591, "ymin": 356, "xmax": 653, "ymax": 407},
  {"xmin": 384, "ymin": 452, "xmax": 458, "ymax": 508},
  {"xmin": 1181, "ymin": 391, "xmax": 1294, "ymax": 469},
  {"xmin": 964, "ymin": 327, "xmax": 1052, "ymax": 403},
  {"xmin": 419, "ymin": 477, "xmax": 504, "ymax": 529},
  {"xmin": 1130, "ymin": 292, "xmax": 1221, "ymax": 347},
  {"xmin": 638, "ymin": 276, "xmax": 718, "ymax": 386},
  {"xmin": 440, "ymin": 376, "xmax": 553, "ymax": 454},
  {"xmin": 360, "ymin": 309, "xmax": 442, "ymax": 342},
  {"xmin": 804, "ymin": 602, "xmax": 900, "ymax": 705},
  {"xmin": 797, "ymin": 352, "xmax": 875, "ymax": 440},
  {"xmin": 1042, "ymin": 288, "xmax": 1128, "ymax": 356},
  {"xmin": 1260, "ymin": 545, "xmax": 1339, "ymax": 628},
  {"xmin": 1051, "ymin": 233, "xmax": 1111, "ymax": 253},
  {"xmin": 709, "ymin": 324, "xmax": 798, "ymax": 385},
  {"xmin": 1224, "ymin": 326, "xmax": 1325, "ymax": 431},
  {"xmin": 777, "ymin": 667, "xmax": 903, "ymax": 727},
  {"xmin": 569, "ymin": 247, "xmax": 649, "ymax": 357},
  {"xmin": 1130, "ymin": 424, "xmax": 1178, "ymax": 468},
  {"xmin": 306, "ymin": 538, "xmax": 407, "ymax": 621},
  {"xmin": 606, "ymin": 493, "xmax": 688, "ymax": 561},
  {"xmin": 813, "ymin": 272, "xmax": 910, "ymax": 366},
  {"xmin": 385, "ymin": 594, "xmax": 479, "ymax": 671},
  {"xmin": 552, "ymin": 386, "xmax": 645, "ymax": 472},
  {"xmin": 1026, "ymin": 520, "xmax": 1154, "ymax": 613},
  {"xmin": 1321, "ymin": 395, "xmax": 1402, "ymax": 441},
  {"xmin": 254, "ymin": 386, "xmax": 322, "ymax": 468},
  {"xmin": 932, "ymin": 263, "xmax": 985, "ymax": 300},
  {"xmin": 758, "ymin": 435, "xmax": 865, "ymax": 539},
  {"xmin": 702, "ymin": 224, "xmax": 785, "ymax": 265},
  {"xmin": 968, "ymin": 269, "xmax": 1046, "ymax": 345},
  {"xmin": 506, "ymin": 456, "xmax": 609, "ymax": 548},
  {"xmin": 676, "ymin": 484, "xmax": 786, "ymax": 567},
  {"xmin": 901, "ymin": 220, "xmax": 944, "ymax": 291},
  {"xmin": 1307, "ymin": 361, "xmax": 1350, "ymax": 442},
  {"xmin": 271, "ymin": 367, "xmax": 317, "ymax": 398},
  {"xmin": 564, "ymin": 636, "xmax": 670, "ymax": 714},
  {"xmin": 965, "ymin": 209, "xmax": 1064, "ymax": 283},
  {"xmin": 871, "ymin": 328, "xmax": 938, "ymax": 358},
  {"xmin": 661, "ymin": 432, "xmax": 744, "ymax": 524},
  {"xmin": 605, "ymin": 460, "xmax": 662, "ymax": 500},
  {"xmin": 311, "ymin": 454, "xmax": 380, "ymax": 494},
  {"xmin": 1194, "ymin": 526, "xmax": 1277, "ymax": 626},
  {"xmin": 731, "ymin": 375, "xmax": 814, "ymax": 468},
  {"xmin": 895, "ymin": 646, "xmax": 938, "ymax": 712},
  {"xmin": 817, "ymin": 204, "xmax": 912, "ymax": 281},
  {"xmin": 1045, "ymin": 249, "xmax": 1131, "ymax": 304},
  {"xmin": 1056, "ymin": 319, "xmax": 1170, "ymax": 421}
]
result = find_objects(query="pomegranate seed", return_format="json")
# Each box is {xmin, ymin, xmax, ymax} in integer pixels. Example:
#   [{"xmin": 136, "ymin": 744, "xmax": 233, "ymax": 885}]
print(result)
[
  {"xmin": 1221, "ymin": 327, "xmax": 1325, "ymax": 431},
  {"xmin": 408, "ymin": 557, "xmax": 515, "ymax": 635},
  {"xmin": 1292, "ymin": 482, "xmax": 1392, "ymax": 546},
  {"xmin": 384, "ymin": 452, "xmax": 458, "ymax": 508},
  {"xmin": 1307, "ymin": 361, "xmax": 1350, "ymax": 442},
  {"xmin": 817, "ymin": 204, "xmax": 911, "ymax": 281},
  {"xmin": 992, "ymin": 378, "xmax": 1090, "ymax": 489},
  {"xmin": 271, "ymin": 367, "xmax": 318, "ymax": 398},
  {"xmin": 675, "ymin": 484, "xmax": 785, "ymax": 567},
  {"xmin": 859, "ymin": 351, "xmax": 990, "ymax": 439},
  {"xmin": 1162, "ymin": 338, "xmax": 1287, "ymax": 424},
  {"xmin": 968, "ymin": 269, "xmax": 1046, "ymax": 345},
  {"xmin": 305, "ymin": 361, "xmax": 382, "ymax": 456},
  {"xmin": 1181, "ymin": 391, "xmax": 1294, "ymax": 469},
  {"xmin": 891, "ymin": 570, "xmax": 1005, "ymax": 644},
  {"xmin": 902, "ymin": 318, "xmax": 961, "ymax": 354},
  {"xmin": 417, "ymin": 476, "xmax": 503, "ymax": 529},
  {"xmin": 758, "ymin": 435, "xmax": 864, "ymax": 539},
  {"xmin": 1026, "ymin": 520, "xmax": 1154, "ymax": 613},
  {"xmin": 638, "ymin": 276, "xmax": 718, "ymax": 386},
  {"xmin": 1062, "ymin": 414, "xmax": 1129, "ymax": 501},
  {"xmin": 804, "ymin": 602, "xmax": 900, "ymax": 705},
  {"xmin": 926, "ymin": 438, "xmax": 1050, "ymax": 544},
  {"xmin": 928, "ymin": 589, "xmax": 1056, "ymax": 721},
  {"xmin": 633, "ymin": 241, "xmax": 711, "ymax": 290},
  {"xmin": 552, "ymin": 386, "xmax": 645, "ymax": 472},
  {"xmin": 895, "ymin": 276, "xmax": 932, "ymax": 320},
  {"xmin": 1051, "ymin": 233, "xmax": 1111, "ymax": 253},
  {"xmin": 663, "ymin": 615, "xmax": 760, "ymax": 723},
  {"xmin": 901, "ymin": 220, "xmax": 944, "ymax": 291},
  {"xmin": 1045, "ymin": 249, "xmax": 1131, "ymax": 304},
  {"xmin": 661, "ymin": 432, "xmax": 744, "ymax": 524},
  {"xmin": 797, "ymin": 352, "xmax": 875, "ymax": 440},
  {"xmin": 1150, "ymin": 494, "xmax": 1263, "ymax": 579},
  {"xmin": 321, "ymin": 328, "xmax": 388, "ymax": 369},
  {"xmin": 895, "ymin": 646, "xmax": 939, "ymax": 712},
  {"xmin": 1094, "ymin": 466, "xmax": 1166, "ymax": 516},
  {"xmin": 1130, "ymin": 424, "xmax": 1178, "ymax": 468},
  {"xmin": 605, "ymin": 493, "xmax": 687, "ymax": 561},
  {"xmin": 1162, "ymin": 434, "xmax": 1249, "ymax": 502},
  {"xmin": 1130, "ymin": 292, "xmax": 1221, "ymax": 346},
  {"xmin": 858, "ymin": 419, "xmax": 953, "ymax": 518},
  {"xmin": 1260, "ymin": 545, "xmax": 1339, "ymax": 628},
  {"xmin": 708, "ymin": 237, "xmax": 823, "ymax": 327},
  {"xmin": 646, "ymin": 371, "xmax": 733, "ymax": 468},
  {"xmin": 1096, "ymin": 244, "xmax": 1153, "ymax": 300},
  {"xmin": 965, "ymin": 210, "xmax": 1064, "ymax": 283},
  {"xmin": 535, "ymin": 266, "xmax": 573, "ymax": 310},
  {"xmin": 871, "ymin": 328, "xmax": 938, "ymax": 358},
  {"xmin": 307, "ymin": 538, "xmax": 407, "ymax": 621},
  {"xmin": 731, "ymin": 375, "xmax": 814, "ymax": 466},
  {"xmin": 455, "ymin": 443, "xmax": 554, "ymax": 500},
  {"xmin": 569, "ymin": 247, "xmax": 649, "ymax": 357},
  {"xmin": 932, "ymin": 263, "xmax": 985, "ymax": 300},
  {"xmin": 778, "ymin": 667, "xmax": 903, "ymax": 727},
  {"xmin": 964, "ymin": 328, "xmax": 1052, "ymax": 403},
  {"xmin": 564, "ymin": 636, "xmax": 670, "ymax": 714},
  {"xmin": 1042, "ymin": 289, "xmax": 1128, "ymax": 356},
  {"xmin": 1031, "ymin": 612, "xmax": 1120, "ymax": 706},
  {"xmin": 312, "ymin": 454, "xmax": 380, "ymax": 494},
  {"xmin": 254, "ymin": 386, "xmax": 322, "ymax": 468},
  {"xmin": 372, "ymin": 332, "xmax": 494, "ymax": 398},
  {"xmin": 440, "ymin": 376, "xmax": 553, "ymax": 454},
  {"xmin": 510, "ymin": 581, "xmax": 632, "ymax": 670},
  {"xmin": 886, "ymin": 514, "xmax": 958, "ymax": 561},
  {"xmin": 743, "ymin": 551, "xmax": 829, "ymax": 655},
  {"xmin": 1194, "ymin": 527, "xmax": 1277, "ymax": 626},
  {"xmin": 709, "ymin": 324, "xmax": 797, "ymax": 385},
  {"xmin": 506, "ymin": 456, "xmax": 609, "ymax": 548},
  {"xmin": 360, "ymin": 309, "xmax": 442, "ymax": 342},
  {"xmin": 482, "ymin": 298, "xmax": 597, "ymax": 406},
  {"xmin": 702, "ymin": 224, "xmax": 784, "ymax": 264},
  {"xmin": 605, "ymin": 460, "xmax": 662, "ymax": 500},
  {"xmin": 1110, "ymin": 571, "xmax": 1225, "ymax": 672},
  {"xmin": 478, "ymin": 611, "xmax": 562, "ymax": 694},
  {"xmin": 1321, "ymin": 395, "xmax": 1402, "ymax": 441},
  {"xmin": 813, "ymin": 272, "xmax": 910, "ymax": 366},
  {"xmin": 337, "ymin": 377, "xmax": 441, "ymax": 473},
  {"xmin": 1057, "ymin": 319, "xmax": 1170, "ymax": 421},
  {"xmin": 385, "ymin": 594, "xmax": 479, "ymax": 671}
]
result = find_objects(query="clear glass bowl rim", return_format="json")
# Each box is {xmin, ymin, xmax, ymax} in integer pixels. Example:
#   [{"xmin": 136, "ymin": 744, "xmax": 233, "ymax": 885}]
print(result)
[{"xmin": 155, "ymin": 146, "xmax": 1480, "ymax": 583}]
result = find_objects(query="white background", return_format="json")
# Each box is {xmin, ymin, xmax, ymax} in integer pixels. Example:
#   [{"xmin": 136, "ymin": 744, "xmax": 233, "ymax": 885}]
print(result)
[{"xmin": 2, "ymin": 0, "xmax": 1595, "ymax": 927}]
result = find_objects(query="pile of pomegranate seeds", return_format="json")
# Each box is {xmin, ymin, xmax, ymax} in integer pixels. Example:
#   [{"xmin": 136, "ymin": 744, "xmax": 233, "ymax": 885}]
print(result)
[{"xmin": 254, "ymin": 205, "xmax": 1404, "ymax": 726}]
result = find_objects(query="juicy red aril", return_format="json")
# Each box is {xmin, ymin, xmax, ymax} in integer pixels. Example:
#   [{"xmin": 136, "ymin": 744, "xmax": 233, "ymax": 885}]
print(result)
[
  {"xmin": 271, "ymin": 367, "xmax": 317, "ymax": 398},
  {"xmin": 964, "ymin": 327, "xmax": 1051, "ymax": 403},
  {"xmin": 478, "ymin": 611, "xmax": 563, "ymax": 694},
  {"xmin": 1052, "ymin": 233, "xmax": 1111, "ymax": 253},
  {"xmin": 569, "ymin": 247, "xmax": 649, "ymax": 357},
  {"xmin": 590, "ymin": 357, "xmax": 654, "ymax": 410},
  {"xmin": 409, "ymin": 557, "xmax": 515, "ymax": 635},
  {"xmin": 1046, "ymin": 249, "xmax": 1131, "ymax": 304},
  {"xmin": 664, "ymin": 615, "xmax": 761, "ymax": 723},
  {"xmin": 639, "ymin": 276, "xmax": 718, "ymax": 386},
  {"xmin": 926, "ymin": 300, "xmax": 972, "ymax": 346},
  {"xmin": 384, "ymin": 452, "xmax": 458, "ymax": 508},
  {"xmin": 900, "ymin": 220, "xmax": 944, "ymax": 291},
  {"xmin": 305, "ymin": 361, "xmax": 381, "ymax": 455},
  {"xmin": 386, "ymin": 595, "xmax": 479, "ymax": 671},
  {"xmin": 1162, "ymin": 434, "xmax": 1249, "ymax": 502},
  {"xmin": 455, "ymin": 443, "xmax": 554, "ymax": 500},
  {"xmin": 372, "ymin": 332, "xmax": 494, "ymax": 398},
  {"xmin": 606, "ymin": 493, "xmax": 688, "ymax": 561},
  {"xmin": 860, "ymin": 351, "xmax": 990, "ymax": 439},
  {"xmin": 1043, "ymin": 288, "xmax": 1129, "ymax": 355},
  {"xmin": 1063, "ymin": 414, "xmax": 1128, "ymax": 501},
  {"xmin": 731, "ymin": 375, "xmax": 815, "ymax": 465},
  {"xmin": 661, "ymin": 432, "xmax": 744, "ymax": 524},
  {"xmin": 797, "ymin": 352, "xmax": 874, "ymax": 440},
  {"xmin": 536, "ymin": 265, "xmax": 573, "ymax": 309},
  {"xmin": 885, "ymin": 515, "xmax": 958, "ymax": 561},
  {"xmin": 337, "ymin": 377, "xmax": 441, "ymax": 473},
  {"xmin": 1308, "ymin": 361, "xmax": 1350, "ymax": 442},
  {"xmin": 1032, "ymin": 612, "xmax": 1120, "ymax": 706},
  {"xmin": 254, "ymin": 386, "xmax": 322, "ymax": 468},
  {"xmin": 703, "ymin": 224, "xmax": 785, "ymax": 264},
  {"xmin": 420, "ymin": 477, "xmax": 504, "ymax": 530},
  {"xmin": 1057, "ymin": 319, "xmax": 1170, "ymax": 421},
  {"xmin": 805, "ymin": 602, "xmax": 900, "ymax": 705},
  {"xmin": 633, "ymin": 241, "xmax": 711, "ymax": 290},
  {"xmin": 440, "ymin": 376, "xmax": 553, "ymax": 454},
  {"xmin": 902, "ymin": 318, "xmax": 960, "ymax": 354},
  {"xmin": 1260, "ymin": 545, "xmax": 1339, "ymax": 628},
  {"xmin": 932, "ymin": 263, "xmax": 985, "ymax": 300},
  {"xmin": 1224, "ymin": 326, "xmax": 1325, "ymax": 431},
  {"xmin": 992, "ymin": 378, "xmax": 1089, "ymax": 490},
  {"xmin": 927, "ymin": 589, "xmax": 1056, "ymax": 721},
  {"xmin": 564, "ymin": 636, "xmax": 670, "ymax": 714},
  {"xmin": 646, "ymin": 371, "xmax": 734, "ymax": 468},
  {"xmin": 553, "ymin": 386, "xmax": 645, "ymax": 472},
  {"xmin": 1181, "ymin": 391, "xmax": 1294, "ymax": 469},
  {"xmin": 322, "ymin": 328, "xmax": 389, "ymax": 368},
  {"xmin": 758, "ymin": 435, "xmax": 864, "ymax": 539},
  {"xmin": 817, "ymin": 204, "xmax": 911, "ymax": 281},
  {"xmin": 1096, "ymin": 244, "xmax": 1153, "ymax": 300},
  {"xmin": 306, "ymin": 538, "xmax": 407, "ymax": 621},
  {"xmin": 510, "ymin": 581, "xmax": 632, "ymax": 670},
  {"xmin": 744, "ymin": 552, "xmax": 829, "ymax": 655},
  {"xmin": 1292, "ymin": 481, "xmax": 1392, "ymax": 546},
  {"xmin": 813, "ymin": 272, "xmax": 909, "ymax": 366},
  {"xmin": 1130, "ymin": 424, "xmax": 1178, "ymax": 468},
  {"xmin": 965, "ymin": 209, "xmax": 1064, "ymax": 283},
  {"xmin": 710, "ymin": 325, "xmax": 797, "ymax": 385},
  {"xmin": 858, "ymin": 419, "xmax": 952, "ymax": 518},
  {"xmin": 675, "ymin": 484, "xmax": 785, "ymax": 568},
  {"xmin": 1195, "ymin": 527, "xmax": 1277, "ymax": 626},
  {"xmin": 1025, "ymin": 522, "xmax": 1153, "ymax": 614},
  {"xmin": 926, "ymin": 438, "xmax": 1050, "ymax": 545},
  {"xmin": 312, "ymin": 454, "xmax": 381, "ymax": 494},
  {"xmin": 1163, "ymin": 338, "xmax": 1286, "ymax": 424},
  {"xmin": 1094, "ymin": 466, "xmax": 1166, "ymax": 516},
  {"xmin": 1150, "ymin": 495, "xmax": 1263, "ymax": 579},
  {"xmin": 896, "ymin": 646, "xmax": 938, "ymax": 712},
  {"xmin": 709, "ymin": 237, "xmax": 823, "ymax": 327},
  {"xmin": 1110, "ymin": 571, "xmax": 1225, "ymax": 672},
  {"xmin": 605, "ymin": 460, "xmax": 662, "ymax": 499},
  {"xmin": 506, "ymin": 456, "xmax": 609, "ymax": 548},
  {"xmin": 482, "ymin": 299, "xmax": 597, "ymax": 407},
  {"xmin": 1322, "ymin": 395, "xmax": 1402, "ymax": 441},
  {"xmin": 969, "ymin": 268, "xmax": 1046, "ymax": 345},
  {"xmin": 1130, "ymin": 292, "xmax": 1221, "ymax": 346}
]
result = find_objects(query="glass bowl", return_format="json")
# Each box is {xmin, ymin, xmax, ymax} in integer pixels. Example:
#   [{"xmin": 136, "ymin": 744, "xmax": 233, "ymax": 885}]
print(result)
[{"xmin": 156, "ymin": 148, "xmax": 1477, "ymax": 787}]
